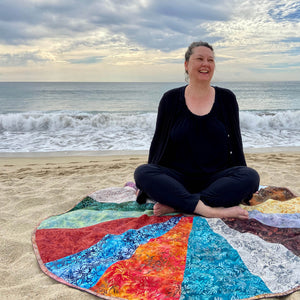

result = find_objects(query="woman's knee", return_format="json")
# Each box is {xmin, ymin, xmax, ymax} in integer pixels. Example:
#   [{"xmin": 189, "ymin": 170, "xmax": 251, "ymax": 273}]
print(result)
[
  {"xmin": 243, "ymin": 167, "xmax": 260, "ymax": 191},
  {"xmin": 134, "ymin": 164, "xmax": 159, "ymax": 186},
  {"xmin": 134, "ymin": 164, "xmax": 149, "ymax": 182},
  {"xmin": 227, "ymin": 166, "xmax": 260, "ymax": 197}
]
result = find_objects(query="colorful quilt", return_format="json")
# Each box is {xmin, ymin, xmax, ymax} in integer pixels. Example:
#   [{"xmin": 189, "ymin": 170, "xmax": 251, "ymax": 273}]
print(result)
[{"xmin": 32, "ymin": 184, "xmax": 300, "ymax": 300}]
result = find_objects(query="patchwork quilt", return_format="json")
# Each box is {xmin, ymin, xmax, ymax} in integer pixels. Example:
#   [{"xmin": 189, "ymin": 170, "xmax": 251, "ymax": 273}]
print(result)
[{"xmin": 32, "ymin": 184, "xmax": 300, "ymax": 300}]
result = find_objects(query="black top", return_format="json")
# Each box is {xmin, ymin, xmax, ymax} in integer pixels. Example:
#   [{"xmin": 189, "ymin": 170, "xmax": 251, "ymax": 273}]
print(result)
[
  {"xmin": 137, "ymin": 85, "xmax": 246, "ymax": 204},
  {"xmin": 148, "ymin": 85, "xmax": 246, "ymax": 166},
  {"xmin": 160, "ymin": 89, "xmax": 229, "ymax": 176}
]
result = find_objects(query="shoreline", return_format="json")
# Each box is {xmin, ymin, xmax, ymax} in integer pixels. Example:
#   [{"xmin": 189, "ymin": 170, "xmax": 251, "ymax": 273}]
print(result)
[{"xmin": 0, "ymin": 146, "xmax": 299, "ymax": 158}]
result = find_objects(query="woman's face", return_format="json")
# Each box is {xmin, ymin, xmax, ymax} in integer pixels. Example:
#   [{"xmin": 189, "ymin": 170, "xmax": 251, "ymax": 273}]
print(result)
[{"xmin": 185, "ymin": 46, "xmax": 215, "ymax": 83}]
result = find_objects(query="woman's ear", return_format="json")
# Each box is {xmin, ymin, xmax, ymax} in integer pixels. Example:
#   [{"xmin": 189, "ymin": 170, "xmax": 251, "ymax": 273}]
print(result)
[{"xmin": 184, "ymin": 61, "xmax": 188, "ymax": 74}]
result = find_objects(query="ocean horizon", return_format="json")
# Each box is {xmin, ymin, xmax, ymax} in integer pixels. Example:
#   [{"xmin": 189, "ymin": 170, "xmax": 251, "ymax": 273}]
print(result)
[{"xmin": 0, "ymin": 81, "xmax": 299, "ymax": 154}]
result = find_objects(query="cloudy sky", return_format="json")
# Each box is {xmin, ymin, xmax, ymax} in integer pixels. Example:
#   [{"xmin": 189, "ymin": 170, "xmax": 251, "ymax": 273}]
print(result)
[{"xmin": 0, "ymin": 0, "xmax": 299, "ymax": 82}]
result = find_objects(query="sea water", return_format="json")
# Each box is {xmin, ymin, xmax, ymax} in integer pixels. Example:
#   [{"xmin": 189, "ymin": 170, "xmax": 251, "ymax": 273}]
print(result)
[{"xmin": 0, "ymin": 81, "xmax": 299, "ymax": 153}]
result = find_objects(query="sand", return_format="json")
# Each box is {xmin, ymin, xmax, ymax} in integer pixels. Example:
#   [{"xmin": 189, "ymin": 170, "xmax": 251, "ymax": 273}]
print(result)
[{"xmin": 0, "ymin": 150, "xmax": 299, "ymax": 300}]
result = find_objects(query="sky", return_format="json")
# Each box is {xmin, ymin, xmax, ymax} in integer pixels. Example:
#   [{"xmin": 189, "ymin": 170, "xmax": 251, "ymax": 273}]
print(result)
[{"xmin": 0, "ymin": 0, "xmax": 299, "ymax": 82}]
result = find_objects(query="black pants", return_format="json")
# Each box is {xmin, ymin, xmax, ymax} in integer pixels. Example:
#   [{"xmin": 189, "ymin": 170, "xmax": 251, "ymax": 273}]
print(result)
[{"xmin": 134, "ymin": 164, "xmax": 260, "ymax": 214}]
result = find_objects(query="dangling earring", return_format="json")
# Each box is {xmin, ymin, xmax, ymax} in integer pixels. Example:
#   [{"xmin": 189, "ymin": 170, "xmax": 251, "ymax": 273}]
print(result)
[{"xmin": 184, "ymin": 70, "xmax": 189, "ymax": 83}]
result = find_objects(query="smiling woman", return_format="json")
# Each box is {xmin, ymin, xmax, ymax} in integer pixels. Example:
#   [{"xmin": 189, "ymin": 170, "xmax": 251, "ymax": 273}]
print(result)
[
  {"xmin": 184, "ymin": 42, "xmax": 216, "ymax": 116},
  {"xmin": 134, "ymin": 41, "xmax": 260, "ymax": 220}
]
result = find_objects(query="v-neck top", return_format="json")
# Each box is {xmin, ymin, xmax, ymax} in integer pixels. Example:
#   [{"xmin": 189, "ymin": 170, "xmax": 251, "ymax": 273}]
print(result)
[{"xmin": 161, "ymin": 87, "xmax": 229, "ymax": 177}]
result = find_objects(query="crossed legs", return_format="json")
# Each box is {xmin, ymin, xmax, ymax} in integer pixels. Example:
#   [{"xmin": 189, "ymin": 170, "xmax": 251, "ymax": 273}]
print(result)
[{"xmin": 134, "ymin": 164, "xmax": 259, "ymax": 219}]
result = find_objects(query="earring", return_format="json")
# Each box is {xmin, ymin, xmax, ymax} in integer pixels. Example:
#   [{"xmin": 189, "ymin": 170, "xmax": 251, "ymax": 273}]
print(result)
[{"xmin": 184, "ymin": 71, "xmax": 189, "ymax": 83}]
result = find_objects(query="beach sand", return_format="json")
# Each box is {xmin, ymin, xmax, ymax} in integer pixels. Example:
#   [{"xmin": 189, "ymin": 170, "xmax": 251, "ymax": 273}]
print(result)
[{"xmin": 0, "ymin": 151, "xmax": 299, "ymax": 299}]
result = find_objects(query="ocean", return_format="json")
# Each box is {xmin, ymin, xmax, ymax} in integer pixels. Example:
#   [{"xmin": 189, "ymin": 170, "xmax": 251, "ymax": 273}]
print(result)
[{"xmin": 0, "ymin": 81, "xmax": 299, "ymax": 154}]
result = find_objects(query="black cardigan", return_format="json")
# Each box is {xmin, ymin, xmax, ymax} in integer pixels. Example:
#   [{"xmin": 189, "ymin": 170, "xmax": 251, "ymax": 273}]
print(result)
[{"xmin": 137, "ymin": 85, "xmax": 246, "ymax": 204}]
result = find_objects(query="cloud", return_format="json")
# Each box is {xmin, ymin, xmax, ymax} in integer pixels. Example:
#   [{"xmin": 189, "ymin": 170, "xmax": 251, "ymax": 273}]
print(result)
[
  {"xmin": 0, "ymin": 0, "xmax": 94, "ymax": 44},
  {"xmin": 0, "ymin": 0, "xmax": 232, "ymax": 49},
  {"xmin": 268, "ymin": 1, "xmax": 300, "ymax": 21},
  {"xmin": 89, "ymin": 0, "xmax": 232, "ymax": 50},
  {"xmin": 0, "ymin": 51, "xmax": 52, "ymax": 66},
  {"xmin": 203, "ymin": 1, "xmax": 300, "ymax": 56},
  {"xmin": 150, "ymin": 0, "xmax": 230, "ymax": 21},
  {"xmin": 0, "ymin": 0, "xmax": 299, "ymax": 81}
]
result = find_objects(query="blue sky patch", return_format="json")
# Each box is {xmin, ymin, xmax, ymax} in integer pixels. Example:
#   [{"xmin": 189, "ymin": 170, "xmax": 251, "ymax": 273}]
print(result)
[{"xmin": 68, "ymin": 56, "xmax": 104, "ymax": 65}]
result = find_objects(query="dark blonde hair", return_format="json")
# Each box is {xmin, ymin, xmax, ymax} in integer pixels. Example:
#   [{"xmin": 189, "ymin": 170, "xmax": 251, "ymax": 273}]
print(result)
[{"xmin": 185, "ymin": 41, "xmax": 214, "ymax": 62}]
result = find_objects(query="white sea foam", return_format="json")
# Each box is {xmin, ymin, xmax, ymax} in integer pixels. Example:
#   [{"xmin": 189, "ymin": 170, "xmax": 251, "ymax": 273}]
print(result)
[
  {"xmin": 240, "ymin": 111, "xmax": 300, "ymax": 130},
  {"xmin": 0, "ymin": 110, "xmax": 299, "ymax": 152},
  {"xmin": 240, "ymin": 110, "xmax": 300, "ymax": 148}
]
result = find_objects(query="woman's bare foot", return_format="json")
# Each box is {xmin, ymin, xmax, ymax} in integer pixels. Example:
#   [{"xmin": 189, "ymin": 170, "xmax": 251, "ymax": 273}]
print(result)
[
  {"xmin": 153, "ymin": 200, "xmax": 249, "ymax": 219},
  {"xmin": 153, "ymin": 203, "xmax": 176, "ymax": 216},
  {"xmin": 194, "ymin": 200, "xmax": 249, "ymax": 220}
]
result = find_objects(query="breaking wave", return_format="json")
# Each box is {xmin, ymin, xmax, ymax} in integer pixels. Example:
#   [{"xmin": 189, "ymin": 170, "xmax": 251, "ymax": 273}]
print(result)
[{"xmin": 0, "ymin": 110, "xmax": 299, "ymax": 152}]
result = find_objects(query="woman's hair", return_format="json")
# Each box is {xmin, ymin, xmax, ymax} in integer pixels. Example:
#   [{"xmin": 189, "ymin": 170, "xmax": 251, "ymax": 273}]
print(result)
[{"xmin": 184, "ymin": 41, "xmax": 214, "ymax": 62}]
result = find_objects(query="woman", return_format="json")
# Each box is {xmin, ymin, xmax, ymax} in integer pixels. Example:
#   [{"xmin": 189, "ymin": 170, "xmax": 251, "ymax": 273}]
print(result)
[{"xmin": 134, "ymin": 41, "xmax": 259, "ymax": 219}]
